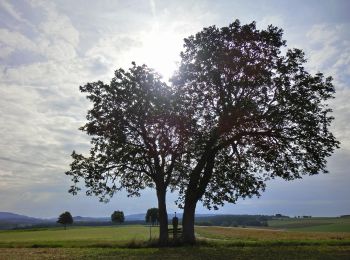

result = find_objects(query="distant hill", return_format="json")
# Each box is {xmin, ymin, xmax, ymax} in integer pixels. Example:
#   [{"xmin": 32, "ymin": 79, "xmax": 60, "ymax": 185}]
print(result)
[
  {"xmin": 0, "ymin": 212, "xmax": 44, "ymax": 223},
  {"xmin": 73, "ymin": 216, "xmax": 109, "ymax": 222},
  {"xmin": 0, "ymin": 212, "xmax": 50, "ymax": 229},
  {"xmin": 124, "ymin": 213, "xmax": 145, "ymax": 221}
]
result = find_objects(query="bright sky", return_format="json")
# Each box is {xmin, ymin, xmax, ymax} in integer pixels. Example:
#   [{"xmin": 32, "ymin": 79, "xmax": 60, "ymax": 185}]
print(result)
[{"xmin": 0, "ymin": 0, "xmax": 349, "ymax": 218}]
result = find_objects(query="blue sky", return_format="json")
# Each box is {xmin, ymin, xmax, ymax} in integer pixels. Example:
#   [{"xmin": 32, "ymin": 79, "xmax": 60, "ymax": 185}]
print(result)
[{"xmin": 0, "ymin": 0, "xmax": 349, "ymax": 218}]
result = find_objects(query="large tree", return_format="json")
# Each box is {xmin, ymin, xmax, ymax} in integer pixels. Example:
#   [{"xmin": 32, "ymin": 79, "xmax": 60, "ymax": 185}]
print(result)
[
  {"xmin": 171, "ymin": 20, "xmax": 339, "ymax": 243},
  {"xmin": 66, "ymin": 63, "xmax": 187, "ymax": 244}
]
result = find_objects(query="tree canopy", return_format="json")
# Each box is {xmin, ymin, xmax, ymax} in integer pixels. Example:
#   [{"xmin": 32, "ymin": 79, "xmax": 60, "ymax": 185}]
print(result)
[
  {"xmin": 66, "ymin": 63, "xmax": 185, "ymax": 200},
  {"xmin": 111, "ymin": 210, "xmax": 125, "ymax": 224},
  {"xmin": 172, "ymin": 19, "xmax": 339, "ymax": 209},
  {"xmin": 145, "ymin": 208, "xmax": 159, "ymax": 225},
  {"xmin": 171, "ymin": 19, "xmax": 339, "ymax": 242},
  {"xmin": 57, "ymin": 211, "xmax": 73, "ymax": 229}
]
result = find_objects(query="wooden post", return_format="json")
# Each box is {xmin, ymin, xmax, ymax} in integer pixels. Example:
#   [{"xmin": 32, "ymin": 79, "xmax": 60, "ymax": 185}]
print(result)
[
  {"xmin": 172, "ymin": 212, "xmax": 179, "ymax": 240},
  {"xmin": 149, "ymin": 224, "xmax": 152, "ymax": 240}
]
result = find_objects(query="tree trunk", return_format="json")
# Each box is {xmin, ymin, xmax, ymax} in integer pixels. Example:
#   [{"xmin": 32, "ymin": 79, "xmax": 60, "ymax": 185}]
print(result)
[
  {"xmin": 182, "ymin": 198, "xmax": 197, "ymax": 244},
  {"xmin": 156, "ymin": 185, "xmax": 168, "ymax": 245},
  {"xmin": 182, "ymin": 150, "xmax": 216, "ymax": 244}
]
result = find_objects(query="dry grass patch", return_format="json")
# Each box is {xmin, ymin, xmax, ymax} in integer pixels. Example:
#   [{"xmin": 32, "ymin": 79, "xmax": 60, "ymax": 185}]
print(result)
[{"xmin": 195, "ymin": 226, "xmax": 350, "ymax": 242}]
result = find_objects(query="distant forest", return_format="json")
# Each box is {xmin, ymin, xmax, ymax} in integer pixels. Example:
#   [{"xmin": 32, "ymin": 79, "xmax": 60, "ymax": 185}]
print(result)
[
  {"xmin": 0, "ymin": 214, "xmax": 293, "ymax": 230},
  {"xmin": 194, "ymin": 215, "xmax": 274, "ymax": 227}
]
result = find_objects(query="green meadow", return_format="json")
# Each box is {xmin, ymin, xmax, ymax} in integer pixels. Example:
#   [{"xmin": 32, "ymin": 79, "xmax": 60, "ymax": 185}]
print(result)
[
  {"xmin": 0, "ymin": 219, "xmax": 350, "ymax": 259},
  {"xmin": 0, "ymin": 226, "xmax": 157, "ymax": 248},
  {"xmin": 268, "ymin": 217, "xmax": 350, "ymax": 232}
]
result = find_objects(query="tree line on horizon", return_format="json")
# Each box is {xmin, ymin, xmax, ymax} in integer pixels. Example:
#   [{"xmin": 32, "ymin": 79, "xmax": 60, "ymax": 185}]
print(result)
[
  {"xmin": 56, "ymin": 208, "xmax": 278, "ymax": 229},
  {"xmin": 56, "ymin": 208, "xmax": 160, "ymax": 229}
]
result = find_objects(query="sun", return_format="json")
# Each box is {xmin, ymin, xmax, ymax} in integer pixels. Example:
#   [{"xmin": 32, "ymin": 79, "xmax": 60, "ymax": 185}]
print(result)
[{"xmin": 135, "ymin": 25, "xmax": 183, "ymax": 81}]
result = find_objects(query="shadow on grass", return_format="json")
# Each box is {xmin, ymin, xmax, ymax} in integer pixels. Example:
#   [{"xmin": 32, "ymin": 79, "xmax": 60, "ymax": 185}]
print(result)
[
  {"xmin": 1, "ymin": 238, "xmax": 350, "ymax": 249},
  {"xmin": 77, "ymin": 238, "xmax": 350, "ymax": 249}
]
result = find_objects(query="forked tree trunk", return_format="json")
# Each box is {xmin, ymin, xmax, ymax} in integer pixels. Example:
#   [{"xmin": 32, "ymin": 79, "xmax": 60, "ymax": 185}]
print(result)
[
  {"xmin": 182, "ymin": 198, "xmax": 197, "ymax": 244},
  {"xmin": 182, "ymin": 151, "xmax": 216, "ymax": 244},
  {"xmin": 156, "ymin": 185, "xmax": 168, "ymax": 245}
]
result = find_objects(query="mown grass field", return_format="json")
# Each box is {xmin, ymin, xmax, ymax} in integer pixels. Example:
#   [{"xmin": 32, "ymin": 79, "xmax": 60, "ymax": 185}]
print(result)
[
  {"xmin": 1, "ymin": 246, "xmax": 350, "ymax": 260},
  {"xmin": 0, "ymin": 222, "xmax": 349, "ymax": 259},
  {"xmin": 0, "ymin": 226, "xmax": 158, "ymax": 248},
  {"xmin": 268, "ymin": 217, "xmax": 350, "ymax": 232}
]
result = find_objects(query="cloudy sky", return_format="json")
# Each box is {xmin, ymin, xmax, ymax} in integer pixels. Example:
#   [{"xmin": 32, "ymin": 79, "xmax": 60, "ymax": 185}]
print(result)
[{"xmin": 0, "ymin": 0, "xmax": 349, "ymax": 218}]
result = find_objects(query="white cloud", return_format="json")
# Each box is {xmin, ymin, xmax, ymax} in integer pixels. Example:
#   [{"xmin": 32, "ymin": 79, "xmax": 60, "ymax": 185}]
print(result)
[
  {"xmin": 32, "ymin": 1, "xmax": 79, "ymax": 61},
  {"xmin": 0, "ymin": 0, "xmax": 79, "ymax": 63},
  {"xmin": 0, "ymin": 0, "xmax": 89, "ymax": 211},
  {"xmin": 38, "ymin": 12, "xmax": 79, "ymax": 48},
  {"xmin": 150, "ymin": 0, "xmax": 157, "ymax": 17},
  {"xmin": 301, "ymin": 23, "xmax": 350, "ymax": 151},
  {"xmin": 0, "ymin": 28, "xmax": 36, "ymax": 54},
  {"xmin": 2, "ymin": 61, "xmax": 77, "ymax": 86},
  {"xmin": 0, "ymin": 0, "xmax": 28, "ymax": 24},
  {"xmin": 85, "ymin": 35, "xmax": 142, "ymax": 79},
  {"xmin": 306, "ymin": 24, "xmax": 347, "ymax": 45},
  {"xmin": 331, "ymin": 88, "xmax": 350, "ymax": 150},
  {"xmin": 305, "ymin": 23, "xmax": 350, "ymax": 78},
  {"xmin": 0, "ymin": 46, "xmax": 13, "ymax": 59}
]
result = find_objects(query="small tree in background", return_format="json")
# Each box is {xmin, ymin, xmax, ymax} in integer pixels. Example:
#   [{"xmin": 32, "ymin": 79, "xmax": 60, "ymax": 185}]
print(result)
[
  {"xmin": 146, "ymin": 208, "xmax": 159, "ymax": 226},
  {"xmin": 57, "ymin": 211, "xmax": 73, "ymax": 229},
  {"xmin": 111, "ymin": 210, "xmax": 125, "ymax": 224}
]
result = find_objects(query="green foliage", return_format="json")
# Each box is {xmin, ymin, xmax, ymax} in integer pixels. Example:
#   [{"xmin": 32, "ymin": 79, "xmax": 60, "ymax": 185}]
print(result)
[
  {"xmin": 171, "ymin": 19, "xmax": 340, "ymax": 210},
  {"xmin": 111, "ymin": 211, "xmax": 125, "ymax": 224},
  {"xmin": 145, "ymin": 208, "xmax": 159, "ymax": 225},
  {"xmin": 57, "ymin": 212, "xmax": 73, "ymax": 229},
  {"xmin": 66, "ymin": 63, "xmax": 186, "ymax": 201}
]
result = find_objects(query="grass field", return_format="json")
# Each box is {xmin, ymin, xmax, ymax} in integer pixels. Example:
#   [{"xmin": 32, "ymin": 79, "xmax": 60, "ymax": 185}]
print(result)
[
  {"xmin": 0, "ymin": 226, "xmax": 158, "ymax": 248},
  {"xmin": 268, "ymin": 217, "xmax": 350, "ymax": 232},
  {"xmin": 1, "ymin": 246, "xmax": 350, "ymax": 260},
  {"xmin": 195, "ymin": 226, "xmax": 350, "ymax": 244},
  {"xmin": 0, "ymin": 223, "xmax": 349, "ymax": 259}
]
